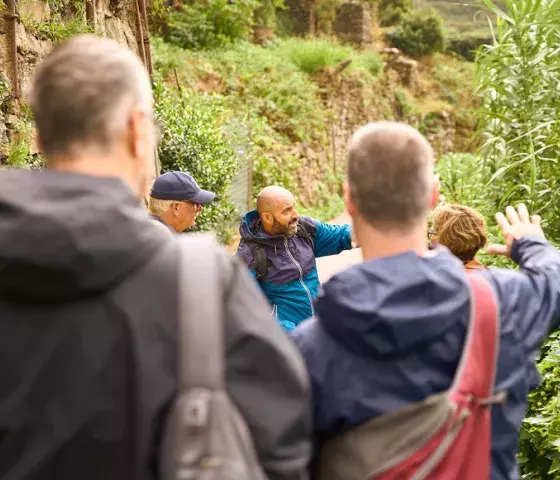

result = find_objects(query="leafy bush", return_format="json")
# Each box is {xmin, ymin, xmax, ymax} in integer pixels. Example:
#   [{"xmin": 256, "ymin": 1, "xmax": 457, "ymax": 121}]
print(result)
[
  {"xmin": 447, "ymin": 35, "xmax": 491, "ymax": 62},
  {"xmin": 165, "ymin": 0, "xmax": 259, "ymax": 50},
  {"xmin": 388, "ymin": 9, "xmax": 447, "ymax": 58},
  {"xmin": 379, "ymin": 0, "xmax": 411, "ymax": 26},
  {"xmin": 519, "ymin": 332, "xmax": 560, "ymax": 478},
  {"xmin": 154, "ymin": 84, "xmax": 238, "ymax": 240}
]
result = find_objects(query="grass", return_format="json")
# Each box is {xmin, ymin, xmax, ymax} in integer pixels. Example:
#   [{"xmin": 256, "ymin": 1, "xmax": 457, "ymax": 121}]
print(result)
[{"xmin": 277, "ymin": 37, "xmax": 383, "ymax": 76}]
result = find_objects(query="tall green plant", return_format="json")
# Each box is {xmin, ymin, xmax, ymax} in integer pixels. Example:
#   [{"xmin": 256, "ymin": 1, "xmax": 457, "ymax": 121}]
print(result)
[
  {"xmin": 476, "ymin": 1, "xmax": 560, "ymax": 477},
  {"xmin": 476, "ymin": 0, "xmax": 560, "ymax": 239}
]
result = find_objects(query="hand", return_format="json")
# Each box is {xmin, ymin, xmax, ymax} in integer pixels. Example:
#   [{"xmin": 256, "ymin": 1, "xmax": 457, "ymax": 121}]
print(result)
[{"xmin": 485, "ymin": 204, "xmax": 544, "ymax": 257}]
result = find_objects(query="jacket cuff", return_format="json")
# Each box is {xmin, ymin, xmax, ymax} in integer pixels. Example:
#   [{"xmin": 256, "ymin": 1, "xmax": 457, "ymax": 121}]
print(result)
[{"xmin": 511, "ymin": 235, "xmax": 552, "ymax": 264}]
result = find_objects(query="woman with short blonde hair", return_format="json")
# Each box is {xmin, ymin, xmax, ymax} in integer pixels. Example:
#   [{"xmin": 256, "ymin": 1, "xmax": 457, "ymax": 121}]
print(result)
[{"xmin": 429, "ymin": 204, "xmax": 488, "ymax": 270}]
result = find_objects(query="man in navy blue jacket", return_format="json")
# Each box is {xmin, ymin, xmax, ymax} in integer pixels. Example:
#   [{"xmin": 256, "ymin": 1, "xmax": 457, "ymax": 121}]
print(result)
[
  {"xmin": 237, "ymin": 186, "xmax": 353, "ymax": 331},
  {"xmin": 291, "ymin": 121, "xmax": 560, "ymax": 480}
]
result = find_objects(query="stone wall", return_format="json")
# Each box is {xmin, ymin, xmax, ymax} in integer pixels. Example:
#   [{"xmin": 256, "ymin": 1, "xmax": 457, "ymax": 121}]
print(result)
[
  {"xmin": 284, "ymin": 0, "xmax": 312, "ymax": 36},
  {"xmin": 0, "ymin": 0, "xmax": 143, "ymax": 160},
  {"xmin": 333, "ymin": 3, "xmax": 372, "ymax": 48}
]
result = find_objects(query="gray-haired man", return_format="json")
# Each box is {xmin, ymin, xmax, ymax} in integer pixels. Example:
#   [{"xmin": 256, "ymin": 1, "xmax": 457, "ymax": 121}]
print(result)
[
  {"xmin": 0, "ymin": 35, "xmax": 310, "ymax": 480},
  {"xmin": 148, "ymin": 170, "xmax": 216, "ymax": 234}
]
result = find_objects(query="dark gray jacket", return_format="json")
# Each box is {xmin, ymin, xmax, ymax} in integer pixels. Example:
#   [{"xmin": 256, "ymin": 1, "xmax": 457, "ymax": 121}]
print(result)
[{"xmin": 0, "ymin": 169, "xmax": 311, "ymax": 480}]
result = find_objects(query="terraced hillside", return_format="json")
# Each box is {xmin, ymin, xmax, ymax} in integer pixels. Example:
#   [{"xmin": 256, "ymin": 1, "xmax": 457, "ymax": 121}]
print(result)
[{"xmin": 418, "ymin": 0, "xmax": 505, "ymax": 36}]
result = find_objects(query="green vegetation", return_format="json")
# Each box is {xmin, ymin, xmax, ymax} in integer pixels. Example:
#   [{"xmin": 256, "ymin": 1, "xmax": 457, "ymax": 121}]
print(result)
[
  {"xmin": 278, "ymin": 38, "xmax": 382, "ymax": 76},
  {"xmin": 420, "ymin": 0, "xmax": 505, "ymax": 36},
  {"xmin": 417, "ymin": 0, "xmax": 505, "ymax": 60},
  {"xmin": 23, "ymin": 17, "xmax": 92, "ymax": 42},
  {"xmin": 153, "ymin": 35, "xmax": 393, "ymax": 226},
  {"xmin": 21, "ymin": 0, "xmax": 91, "ymax": 41},
  {"xmin": 388, "ymin": 9, "xmax": 447, "ymax": 58},
  {"xmin": 433, "ymin": 0, "xmax": 560, "ymax": 476},
  {"xmin": 379, "ymin": 0, "xmax": 412, "ymax": 26},
  {"xmin": 154, "ymin": 83, "xmax": 237, "ymax": 240},
  {"xmin": 165, "ymin": 0, "xmax": 260, "ymax": 49}
]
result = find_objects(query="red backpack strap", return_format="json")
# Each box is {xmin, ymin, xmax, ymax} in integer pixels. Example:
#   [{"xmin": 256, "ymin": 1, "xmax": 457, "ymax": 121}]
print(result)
[{"xmin": 451, "ymin": 273, "xmax": 502, "ymax": 401}]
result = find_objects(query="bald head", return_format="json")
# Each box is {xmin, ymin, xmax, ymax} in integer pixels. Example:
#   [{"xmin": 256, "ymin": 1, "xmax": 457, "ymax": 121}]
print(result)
[
  {"xmin": 257, "ymin": 186, "xmax": 294, "ymax": 215},
  {"xmin": 257, "ymin": 186, "xmax": 299, "ymax": 236},
  {"xmin": 347, "ymin": 122, "xmax": 435, "ymax": 233}
]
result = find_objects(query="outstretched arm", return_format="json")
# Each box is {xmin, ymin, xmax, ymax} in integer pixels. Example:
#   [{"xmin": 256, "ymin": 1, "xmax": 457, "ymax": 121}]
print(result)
[
  {"xmin": 485, "ymin": 204, "xmax": 560, "ymax": 352},
  {"xmin": 313, "ymin": 220, "xmax": 353, "ymax": 258}
]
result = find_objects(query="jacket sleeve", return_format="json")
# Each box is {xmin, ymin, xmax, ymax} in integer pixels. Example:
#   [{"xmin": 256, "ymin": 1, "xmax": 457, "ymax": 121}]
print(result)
[
  {"xmin": 485, "ymin": 236, "xmax": 560, "ymax": 356},
  {"xmin": 312, "ymin": 220, "xmax": 353, "ymax": 258},
  {"xmin": 218, "ymin": 250, "xmax": 312, "ymax": 480}
]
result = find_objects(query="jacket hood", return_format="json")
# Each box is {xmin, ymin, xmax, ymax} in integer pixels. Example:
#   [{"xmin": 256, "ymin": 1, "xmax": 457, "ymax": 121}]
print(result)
[
  {"xmin": 317, "ymin": 247, "xmax": 469, "ymax": 359},
  {"xmin": 0, "ymin": 169, "xmax": 164, "ymax": 304},
  {"xmin": 240, "ymin": 210, "xmax": 304, "ymax": 247}
]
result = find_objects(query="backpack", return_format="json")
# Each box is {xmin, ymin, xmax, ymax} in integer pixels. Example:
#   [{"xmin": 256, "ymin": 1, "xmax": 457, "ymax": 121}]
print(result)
[
  {"xmin": 160, "ymin": 234, "xmax": 268, "ymax": 480},
  {"xmin": 317, "ymin": 273, "xmax": 505, "ymax": 480},
  {"xmin": 244, "ymin": 223, "xmax": 314, "ymax": 281}
]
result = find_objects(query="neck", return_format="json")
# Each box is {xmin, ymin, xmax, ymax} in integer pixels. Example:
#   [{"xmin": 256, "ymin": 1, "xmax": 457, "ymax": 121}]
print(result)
[
  {"xmin": 47, "ymin": 147, "xmax": 142, "ymax": 199},
  {"xmin": 355, "ymin": 219, "xmax": 428, "ymax": 261},
  {"xmin": 159, "ymin": 211, "xmax": 180, "ymax": 232}
]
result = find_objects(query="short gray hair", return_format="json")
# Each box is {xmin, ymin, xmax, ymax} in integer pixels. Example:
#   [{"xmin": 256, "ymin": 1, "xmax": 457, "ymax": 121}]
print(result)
[
  {"xmin": 148, "ymin": 197, "xmax": 174, "ymax": 216},
  {"xmin": 347, "ymin": 122, "xmax": 434, "ymax": 232},
  {"xmin": 28, "ymin": 35, "xmax": 153, "ymax": 158}
]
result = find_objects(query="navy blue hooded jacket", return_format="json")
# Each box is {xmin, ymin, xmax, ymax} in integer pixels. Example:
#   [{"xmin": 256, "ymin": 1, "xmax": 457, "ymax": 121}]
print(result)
[
  {"xmin": 236, "ymin": 210, "xmax": 352, "ymax": 330},
  {"xmin": 291, "ymin": 237, "xmax": 560, "ymax": 480}
]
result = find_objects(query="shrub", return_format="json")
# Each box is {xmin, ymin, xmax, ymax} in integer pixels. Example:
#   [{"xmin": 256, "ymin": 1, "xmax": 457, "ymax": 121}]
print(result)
[
  {"xmin": 519, "ymin": 332, "xmax": 560, "ymax": 478},
  {"xmin": 154, "ymin": 84, "xmax": 238, "ymax": 241},
  {"xmin": 378, "ymin": 0, "xmax": 411, "ymax": 26},
  {"xmin": 278, "ymin": 38, "xmax": 355, "ymax": 74},
  {"xmin": 447, "ymin": 35, "xmax": 491, "ymax": 62},
  {"xmin": 388, "ymin": 9, "xmax": 447, "ymax": 58},
  {"xmin": 165, "ymin": 0, "xmax": 259, "ymax": 50}
]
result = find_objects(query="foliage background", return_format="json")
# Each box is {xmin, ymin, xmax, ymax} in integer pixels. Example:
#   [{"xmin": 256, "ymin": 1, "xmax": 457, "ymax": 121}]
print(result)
[{"xmin": 435, "ymin": 1, "xmax": 560, "ymax": 477}]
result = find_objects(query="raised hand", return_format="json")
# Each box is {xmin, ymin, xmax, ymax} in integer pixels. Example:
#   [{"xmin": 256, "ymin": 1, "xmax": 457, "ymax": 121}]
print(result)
[{"xmin": 485, "ymin": 204, "xmax": 544, "ymax": 257}]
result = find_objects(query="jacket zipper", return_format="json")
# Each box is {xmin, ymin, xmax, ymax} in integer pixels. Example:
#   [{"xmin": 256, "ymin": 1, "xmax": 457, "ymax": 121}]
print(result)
[{"xmin": 284, "ymin": 238, "xmax": 315, "ymax": 317}]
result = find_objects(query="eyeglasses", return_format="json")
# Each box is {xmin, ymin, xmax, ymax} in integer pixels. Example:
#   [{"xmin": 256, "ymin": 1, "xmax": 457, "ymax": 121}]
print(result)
[{"xmin": 428, "ymin": 229, "xmax": 437, "ymax": 238}]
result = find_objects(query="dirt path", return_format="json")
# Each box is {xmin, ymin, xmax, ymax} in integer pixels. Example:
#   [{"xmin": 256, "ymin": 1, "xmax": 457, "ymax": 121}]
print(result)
[{"xmin": 316, "ymin": 212, "xmax": 362, "ymax": 283}]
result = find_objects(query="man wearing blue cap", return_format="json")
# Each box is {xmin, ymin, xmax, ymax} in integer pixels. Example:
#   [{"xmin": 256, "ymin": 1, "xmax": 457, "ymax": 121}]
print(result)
[{"xmin": 148, "ymin": 171, "xmax": 216, "ymax": 234}]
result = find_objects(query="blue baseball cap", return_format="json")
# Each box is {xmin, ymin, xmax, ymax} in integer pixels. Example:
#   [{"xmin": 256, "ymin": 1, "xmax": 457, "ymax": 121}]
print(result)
[{"xmin": 150, "ymin": 171, "xmax": 216, "ymax": 205}]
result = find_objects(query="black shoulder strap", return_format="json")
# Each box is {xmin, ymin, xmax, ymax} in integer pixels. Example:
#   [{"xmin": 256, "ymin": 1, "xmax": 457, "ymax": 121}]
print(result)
[
  {"xmin": 297, "ymin": 223, "xmax": 314, "ymax": 249},
  {"xmin": 246, "ymin": 241, "xmax": 268, "ymax": 282}
]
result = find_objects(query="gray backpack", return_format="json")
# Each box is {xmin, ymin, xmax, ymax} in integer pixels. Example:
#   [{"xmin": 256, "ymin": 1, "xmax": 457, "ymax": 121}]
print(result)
[{"xmin": 160, "ymin": 235, "xmax": 268, "ymax": 480}]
